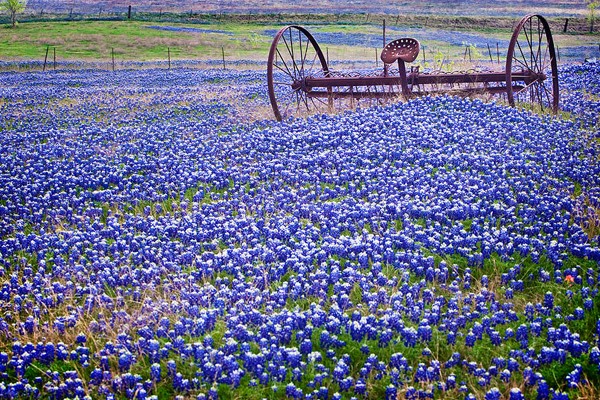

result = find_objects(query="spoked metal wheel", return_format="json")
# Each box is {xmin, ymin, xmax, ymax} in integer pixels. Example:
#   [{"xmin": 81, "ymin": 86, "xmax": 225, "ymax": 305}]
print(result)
[
  {"xmin": 267, "ymin": 25, "xmax": 331, "ymax": 121},
  {"xmin": 506, "ymin": 14, "xmax": 559, "ymax": 113}
]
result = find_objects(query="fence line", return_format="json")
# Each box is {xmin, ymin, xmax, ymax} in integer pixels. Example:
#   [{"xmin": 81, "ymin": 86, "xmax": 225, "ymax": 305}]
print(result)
[{"xmin": 1, "ymin": 32, "xmax": 593, "ymax": 74}]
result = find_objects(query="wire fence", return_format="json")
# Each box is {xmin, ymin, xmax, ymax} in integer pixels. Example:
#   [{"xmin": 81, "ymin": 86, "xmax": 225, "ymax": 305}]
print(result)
[
  {"xmin": 2, "ymin": 42, "xmax": 598, "ymax": 75},
  {"xmin": 1, "ymin": 10, "xmax": 598, "ymax": 73}
]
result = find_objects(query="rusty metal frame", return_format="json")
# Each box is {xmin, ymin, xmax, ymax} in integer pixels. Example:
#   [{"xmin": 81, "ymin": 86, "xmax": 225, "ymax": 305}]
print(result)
[{"xmin": 266, "ymin": 14, "xmax": 559, "ymax": 121}]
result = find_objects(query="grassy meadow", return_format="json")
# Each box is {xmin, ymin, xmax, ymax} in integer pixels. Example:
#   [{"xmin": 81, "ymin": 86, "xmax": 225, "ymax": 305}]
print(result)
[
  {"xmin": 0, "ymin": 12, "xmax": 597, "ymax": 66},
  {"xmin": 0, "ymin": 7, "xmax": 600, "ymax": 400}
]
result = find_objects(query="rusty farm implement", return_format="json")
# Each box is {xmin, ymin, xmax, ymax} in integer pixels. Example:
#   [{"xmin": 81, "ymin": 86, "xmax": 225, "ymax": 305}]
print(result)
[{"xmin": 267, "ymin": 14, "xmax": 559, "ymax": 121}]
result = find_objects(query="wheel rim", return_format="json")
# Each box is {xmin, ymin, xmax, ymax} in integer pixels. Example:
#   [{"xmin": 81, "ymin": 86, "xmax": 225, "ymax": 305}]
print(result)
[
  {"xmin": 505, "ymin": 14, "xmax": 559, "ymax": 113},
  {"xmin": 267, "ymin": 25, "xmax": 330, "ymax": 121}
]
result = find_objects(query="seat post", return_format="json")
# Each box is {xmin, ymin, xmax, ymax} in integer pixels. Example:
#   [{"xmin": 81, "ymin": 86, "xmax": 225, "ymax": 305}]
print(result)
[{"xmin": 397, "ymin": 59, "xmax": 410, "ymax": 98}]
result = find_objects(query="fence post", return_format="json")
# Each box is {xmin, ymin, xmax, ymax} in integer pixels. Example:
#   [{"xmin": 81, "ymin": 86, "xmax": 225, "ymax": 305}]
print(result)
[
  {"xmin": 128, "ymin": 5, "xmax": 132, "ymax": 19},
  {"xmin": 168, "ymin": 47, "xmax": 171, "ymax": 70},
  {"xmin": 53, "ymin": 47, "xmax": 56, "ymax": 70},
  {"xmin": 496, "ymin": 42, "xmax": 500, "ymax": 64},
  {"xmin": 43, "ymin": 46, "xmax": 49, "ymax": 71},
  {"xmin": 563, "ymin": 18, "xmax": 569, "ymax": 33},
  {"xmin": 487, "ymin": 43, "xmax": 493, "ymax": 63},
  {"xmin": 112, "ymin": 48, "xmax": 115, "ymax": 71},
  {"xmin": 222, "ymin": 46, "xmax": 226, "ymax": 70}
]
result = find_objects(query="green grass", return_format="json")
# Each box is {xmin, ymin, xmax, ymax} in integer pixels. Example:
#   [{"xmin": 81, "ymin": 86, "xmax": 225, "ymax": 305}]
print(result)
[
  {"xmin": 0, "ymin": 20, "xmax": 277, "ymax": 61},
  {"xmin": 4, "ymin": 219, "xmax": 599, "ymax": 399},
  {"xmin": 0, "ymin": 15, "xmax": 595, "ymax": 65}
]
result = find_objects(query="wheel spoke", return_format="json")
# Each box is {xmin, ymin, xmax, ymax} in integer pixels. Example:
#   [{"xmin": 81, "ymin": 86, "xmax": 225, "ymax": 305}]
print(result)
[
  {"xmin": 268, "ymin": 26, "xmax": 329, "ymax": 120},
  {"xmin": 513, "ymin": 78, "xmax": 543, "ymax": 95},
  {"xmin": 523, "ymin": 21, "xmax": 533, "ymax": 68},
  {"xmin": 512, "ymin": 48, "xmax": 530, "ymax": 71},
  {"xmin": 541, "ymin": 81, "xmax": 553, "ymax": 106},
  {"xmin": 287, "ymin": 29, "xmax": 301, "ymax": 79},
  {"xmin": 515, "ymin": 39, "xmax": 530, "ymax": 71},
  {"xmin": 275, "ymin": 48, "xmax": 295, "ymax": 79},
  {"xmin": 541, "ymin": 43, "xmax": 550, "ymax": 72},
  {"xmin": 299, "ymin": 30, "xmax": 311, "ymax": 78},
  {"xmin": 282, "ymin": 31, "xmax": 300, "ymax": 79},
  {"xmin": 535, "ymin": 18, "xmax": 543, "ymax": 72},
  {"xmin": 279, "ymin": 88, "xmax": 299, "ymax": 116},
  {"xmin": 536, "ymin": 83, "xmax": 544, "ymax": 111},
  {"xmin": 299, "ymin": 89, "xmax": 311, "ymax": 112},
  {"xmin": 528, "ymin": 18, "xmax": 535, "ymax": 67},
  {"xmin": 306, "ymin": 52, "xmax": 320, "ymax": 77}
]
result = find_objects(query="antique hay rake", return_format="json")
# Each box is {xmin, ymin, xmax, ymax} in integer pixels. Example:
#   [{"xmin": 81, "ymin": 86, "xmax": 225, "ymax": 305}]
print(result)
[{"xmin": 267, "ymin": 14, "xmax": 559, "ymax": 121}]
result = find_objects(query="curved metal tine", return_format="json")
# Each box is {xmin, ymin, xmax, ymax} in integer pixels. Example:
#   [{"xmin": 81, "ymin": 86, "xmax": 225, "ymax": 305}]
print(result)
[
  {"xmin": 308, "ymin": 91, "xmax": 330, "ymax": 107},
  {"xmin": 308, "ymin": 95, "xmax": 328, "ymax": 113}
]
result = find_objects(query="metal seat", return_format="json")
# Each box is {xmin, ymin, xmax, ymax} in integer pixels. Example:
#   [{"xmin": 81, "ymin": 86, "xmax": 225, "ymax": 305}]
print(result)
[{"xmin": 381, "ymin": 38, "xmax": 420, "ymax": 64}]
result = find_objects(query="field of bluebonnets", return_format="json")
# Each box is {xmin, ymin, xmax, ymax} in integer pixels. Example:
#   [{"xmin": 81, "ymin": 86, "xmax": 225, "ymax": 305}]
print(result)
[{"xmin": 0, "ymin": 59, "xmax": 599, "ymax": 400}]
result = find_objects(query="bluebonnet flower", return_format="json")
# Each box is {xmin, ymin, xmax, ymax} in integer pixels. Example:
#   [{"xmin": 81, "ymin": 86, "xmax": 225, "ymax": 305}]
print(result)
[
  {"xmin": 543, "ymin": 292, "xmax": 554, "ymax": 309},
  {"xmin": 465, "ymin": 331, "xmax": 476, "ymax": 347},
  {"xmin": 150, "ymin": 363, "xmax": 161, "ymax": 382},
  {"xmin": 510, "ymin": 388, "xmax": 525, "ymax": 400},
  {"xmin": 551, "ymin": 391, "xmax": 569, "ymax": 400},
  {"xmin": 0, "ymin": 62, "xmax": 598, "ymax": 399},
  {"xmin": 385, "ymin": 385, "xmax": 397, "ymax": 400},
  {"xmin": 485, "ymin": 387, "xmax": 502, "ymax": 400}
]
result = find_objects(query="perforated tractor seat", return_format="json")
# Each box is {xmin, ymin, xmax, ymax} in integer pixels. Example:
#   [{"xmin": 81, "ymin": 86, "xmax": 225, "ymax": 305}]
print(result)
[{"xmin": 381, "ymin": 38, "xmax": 420, "ymax": 64}]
